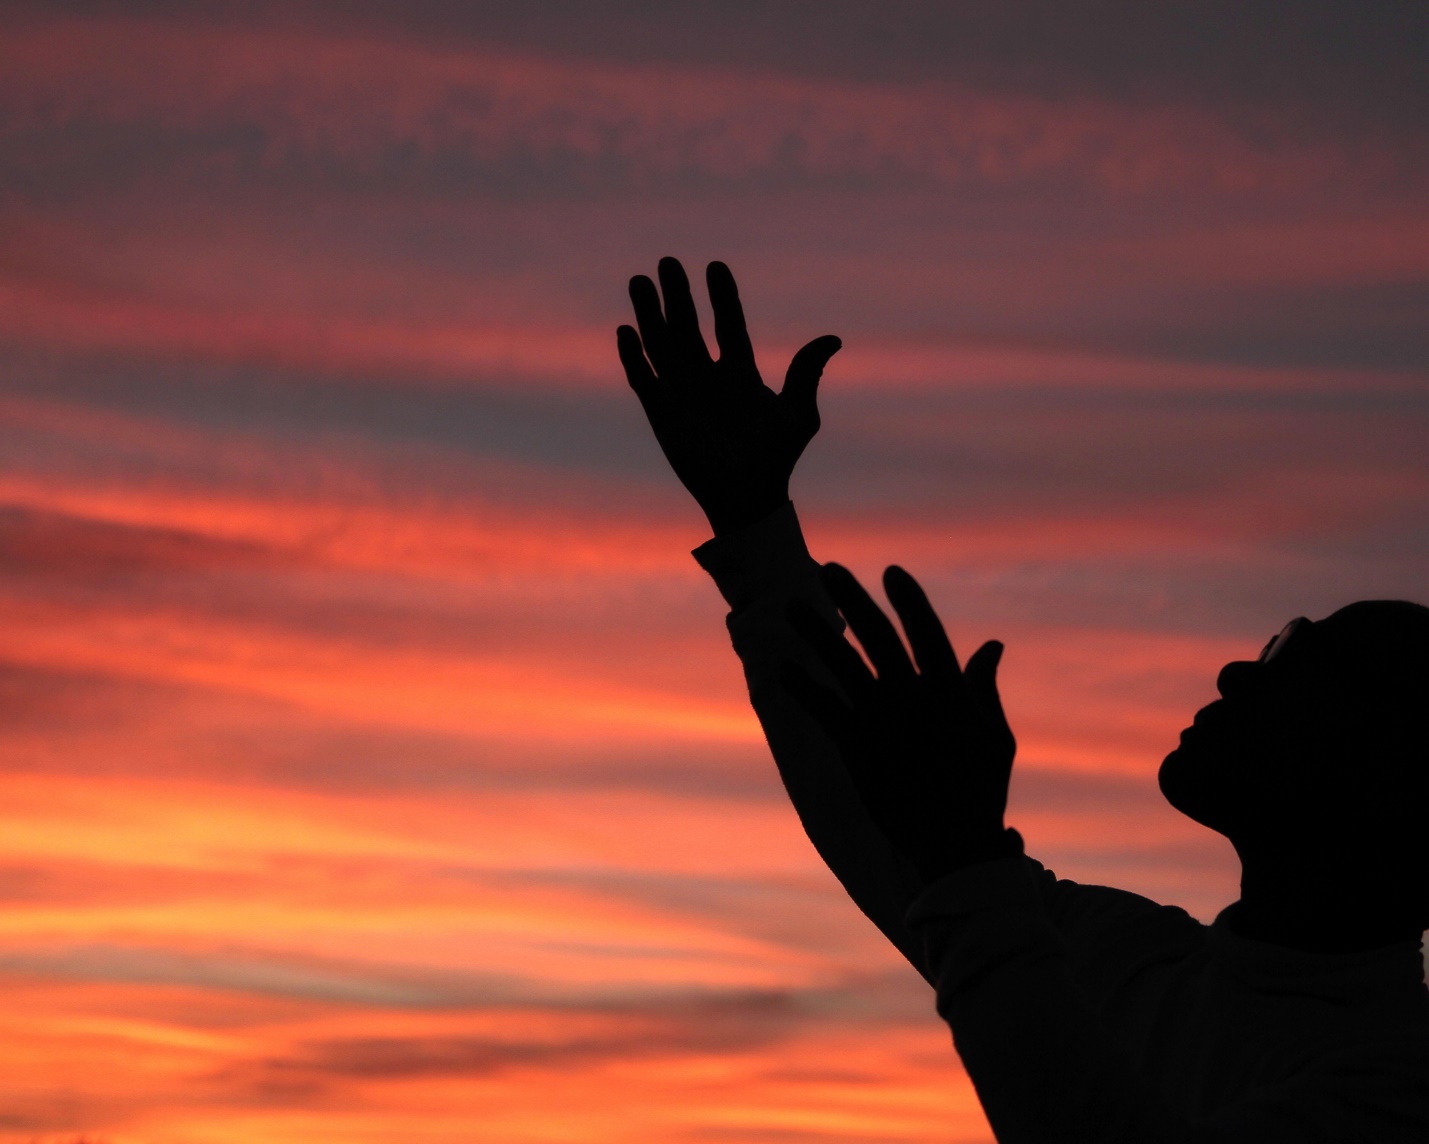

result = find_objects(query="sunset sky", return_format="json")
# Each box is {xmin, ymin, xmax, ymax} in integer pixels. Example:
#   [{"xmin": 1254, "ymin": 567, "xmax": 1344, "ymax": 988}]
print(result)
[{"xmin": 2, "ymin": 3, "xmax": 1427, "ymax": 1141}]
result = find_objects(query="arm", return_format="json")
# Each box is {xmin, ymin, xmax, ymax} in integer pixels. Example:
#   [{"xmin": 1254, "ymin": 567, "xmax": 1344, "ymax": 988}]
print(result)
[
  {"xmin": 694, "ymin": 503, "xmax": 935, "ymax": 973},
  {"xmin": 700, "ymin": 510, "xmax": 1176, "ymax": 981},
  {"xmin": 616, "ymin": 259, "xmax": 930, "ymax": 973}
]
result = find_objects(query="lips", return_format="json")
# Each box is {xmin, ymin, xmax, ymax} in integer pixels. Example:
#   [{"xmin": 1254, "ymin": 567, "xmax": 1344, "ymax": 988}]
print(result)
[{"xmin": 1178, "ymin": 699, "xmax": 1224, "ymax": 743}]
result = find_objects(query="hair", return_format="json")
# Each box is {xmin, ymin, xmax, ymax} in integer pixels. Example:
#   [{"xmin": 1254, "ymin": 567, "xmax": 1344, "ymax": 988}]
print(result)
[{"xmin": 1315, "ymin": 600, "xmax": 1429, "ymax": 772}]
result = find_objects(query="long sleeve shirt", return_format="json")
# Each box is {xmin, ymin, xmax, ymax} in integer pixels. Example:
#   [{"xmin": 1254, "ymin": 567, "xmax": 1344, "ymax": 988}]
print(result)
[{"xmin": 693, "ymin": 501, "xmax": 1429, "ymax": 1143}]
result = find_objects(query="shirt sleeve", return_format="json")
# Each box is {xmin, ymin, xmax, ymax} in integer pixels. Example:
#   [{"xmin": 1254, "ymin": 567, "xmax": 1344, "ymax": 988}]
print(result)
[
  {"xmin": 692, "ymin": 501, "xmax": 1191, "ymax": 989},
  {"xmin": 1025, "ymin": 861, "xmax": 1204, "ymax": 1005},
  {"xmin": 907, "ymin": 862, "xmax": 1429, "ymax": 1144},
  {"xmin": 693, "ymin": 502, "xmax": 932, "ymax": 979}
]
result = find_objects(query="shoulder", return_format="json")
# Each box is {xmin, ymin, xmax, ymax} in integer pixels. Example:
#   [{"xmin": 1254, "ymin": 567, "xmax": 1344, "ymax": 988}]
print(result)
[
  {"xmin": 1030, "ymin": 861, "xmax": 1205, "ymax": 943},
  {"xmin": 1027, "ymin": 860, "xmax": 1207, "ymax": 991}
]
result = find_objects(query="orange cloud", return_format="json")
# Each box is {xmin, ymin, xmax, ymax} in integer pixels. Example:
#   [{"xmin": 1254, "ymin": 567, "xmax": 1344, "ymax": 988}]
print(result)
[{"xmin": 0, "ymin": 975, "xmax": 986, "ymax": 1143}]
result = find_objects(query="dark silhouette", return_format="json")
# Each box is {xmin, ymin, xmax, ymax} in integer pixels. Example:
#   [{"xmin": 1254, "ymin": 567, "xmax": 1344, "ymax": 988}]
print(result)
[{"xmin": 618, "ymin": 258, "xmax": 1429, "ymax": 1142}]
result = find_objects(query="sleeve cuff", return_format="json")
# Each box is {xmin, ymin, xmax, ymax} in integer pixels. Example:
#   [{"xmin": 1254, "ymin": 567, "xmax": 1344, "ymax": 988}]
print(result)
[{"xmin": 691, "ymin": 501, "xmax": 822, "ymax": 611}]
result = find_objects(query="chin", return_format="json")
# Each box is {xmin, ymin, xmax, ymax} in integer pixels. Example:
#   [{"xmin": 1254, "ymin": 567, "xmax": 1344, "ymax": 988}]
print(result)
[
  {"xmin": 1158, "ymin": 743, "xmax": 1223, "ymax": 832},
  {"xmin": 1157, "ymin": 747, "xmax": 1188, "ymax": 809}
]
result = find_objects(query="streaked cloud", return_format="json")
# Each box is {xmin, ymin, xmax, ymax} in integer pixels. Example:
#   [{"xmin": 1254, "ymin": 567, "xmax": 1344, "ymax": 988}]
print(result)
[{"xmin": 7, "ymin": 16, "xmax": 1403, "ymax": 202}]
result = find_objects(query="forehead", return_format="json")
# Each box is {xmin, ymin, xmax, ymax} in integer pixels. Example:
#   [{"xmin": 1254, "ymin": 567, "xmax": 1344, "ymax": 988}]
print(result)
[
  {"xmin": 1264, "ymin": 610, "xmax": 1429, "ymax": 691},
  {"xmin": 1323, "ymin": 601, "xmax": 1429, "ymax": 647},
  {"xmin": 1316, "ymin": 604, "xmax": 1429, "ymax": 680}
]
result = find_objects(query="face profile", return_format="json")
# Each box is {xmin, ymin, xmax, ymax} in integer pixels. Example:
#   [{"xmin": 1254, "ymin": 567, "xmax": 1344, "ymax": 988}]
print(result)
[
  {"xmin": 1158, "ymin": 614, "xmax": 1323, "ymax": 840},
  {"xmin": 1160, "ymin": 599, "xmax": 1429, "ymax": 933}
]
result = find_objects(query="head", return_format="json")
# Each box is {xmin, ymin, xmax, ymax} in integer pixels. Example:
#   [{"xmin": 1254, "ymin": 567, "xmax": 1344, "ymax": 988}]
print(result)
[{"xmin": 1159, "ymin": 600, "xmax": 1429, "ymax": 927}]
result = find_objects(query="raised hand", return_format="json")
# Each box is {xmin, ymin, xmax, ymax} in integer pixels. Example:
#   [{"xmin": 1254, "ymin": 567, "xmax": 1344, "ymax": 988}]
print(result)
[
  {"xmin": 617, "ymin": 257, "xmax": 842, "ymax": 536},
  {"xmin": 783, "ymin": 563, "xmax": 1019, "ymax": 884}
]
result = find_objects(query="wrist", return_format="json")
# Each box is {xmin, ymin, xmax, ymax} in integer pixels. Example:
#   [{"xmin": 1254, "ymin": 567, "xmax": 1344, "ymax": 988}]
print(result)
[{"xmin": 703, "ymin": 489, "xmax": 790, "ymax": 538}]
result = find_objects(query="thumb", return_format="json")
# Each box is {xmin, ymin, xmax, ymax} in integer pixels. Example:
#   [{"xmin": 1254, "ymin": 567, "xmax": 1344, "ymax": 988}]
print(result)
[
  {"xmin": 964, "ymin": 640, "xmax": 1009, "ymax": 725},
  {"xmin": 781, "ymin": 334, "xmax": 842, "ymax": 413}
]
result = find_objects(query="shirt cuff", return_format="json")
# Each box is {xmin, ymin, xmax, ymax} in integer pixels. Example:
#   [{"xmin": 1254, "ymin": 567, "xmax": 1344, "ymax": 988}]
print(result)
[{"xmin": 691, "ymin": 501, "xmax": 822, "ymax": 612}]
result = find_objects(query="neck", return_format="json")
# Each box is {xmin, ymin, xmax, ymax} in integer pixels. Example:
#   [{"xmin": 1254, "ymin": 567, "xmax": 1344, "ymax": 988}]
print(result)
[{"xmin": 1232, "ymin": 843, "xmax": 1421, "ymax": 954}]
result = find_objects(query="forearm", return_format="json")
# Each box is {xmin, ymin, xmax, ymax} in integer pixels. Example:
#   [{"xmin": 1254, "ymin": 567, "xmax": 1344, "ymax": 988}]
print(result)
[{"xmin": 695, "ymin": 503, "xmax": 931, "ymax": 976}]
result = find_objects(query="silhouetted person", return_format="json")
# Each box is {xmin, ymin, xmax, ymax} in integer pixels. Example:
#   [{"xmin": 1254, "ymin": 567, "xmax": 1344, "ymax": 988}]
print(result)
[{"xmin": 617, "ymin": 258, "xmax": 1429, "ymax": 1143}]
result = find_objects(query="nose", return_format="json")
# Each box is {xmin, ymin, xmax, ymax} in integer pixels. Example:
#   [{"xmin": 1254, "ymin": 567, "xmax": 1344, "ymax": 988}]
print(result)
[{"xmin": 1216, "ymin": 659, "xmax": 1258, "ymax": 699}]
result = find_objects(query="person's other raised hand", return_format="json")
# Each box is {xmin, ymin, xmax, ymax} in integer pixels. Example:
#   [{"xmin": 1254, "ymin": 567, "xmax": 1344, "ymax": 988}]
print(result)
[
  {"xmin": 617, "ymin": 257, "xmax": 841, "ymax": 536},
  {"xmin": 783, "ymin": 563, "xmax": 1018, "ymax": 883}
]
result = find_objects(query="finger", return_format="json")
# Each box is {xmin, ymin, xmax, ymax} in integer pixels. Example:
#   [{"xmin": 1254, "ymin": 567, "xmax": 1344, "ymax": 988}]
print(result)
[
  {"xmin": 617, "ymin": 325, "xmax": 661, "ymax": 409},
  {"xmin": 706, "ymin": 261, "xmax": 756, "ymax": 372},
  {"xmin": 786, "ymin": 599, "xmax": 875, "ymax": 701},
  {"xmin": 964, "ymin": 640, "xmax": 1010, "ymax": 726},
  {"xmin": 781, "ymin": 334, "xmax": 841, "ymax": 414},
  {"xmin": 883, "ymin": 566, "xmax": 960, "ymax": 682},
  {"xmin": 778, "ymin": 660, "xmax": 860, "ymax": 747},
  {"xmin": 657, "ymin": 256, "xmax": 711, "ymax": 366},
  {"xmin": 629, "ymin": 274, "xmax": 674, "ymax": 376},
  {"xmin": 822, "ymin": 563, "xmax": 914, "ymax": 681}
]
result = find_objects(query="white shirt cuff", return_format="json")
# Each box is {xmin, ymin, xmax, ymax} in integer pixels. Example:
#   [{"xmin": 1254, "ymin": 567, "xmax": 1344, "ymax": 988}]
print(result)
[{"xmin": 691, "ymin": 501, "xmax": 821, "ymax": 611}]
